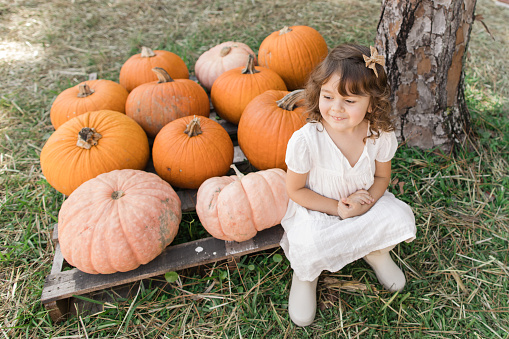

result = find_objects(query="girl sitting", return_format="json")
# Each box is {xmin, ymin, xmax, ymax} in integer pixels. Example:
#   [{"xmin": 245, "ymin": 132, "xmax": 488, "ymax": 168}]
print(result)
[{"xmin": 281, "ymin": 44, "xmax": 417, "ymax": 327}]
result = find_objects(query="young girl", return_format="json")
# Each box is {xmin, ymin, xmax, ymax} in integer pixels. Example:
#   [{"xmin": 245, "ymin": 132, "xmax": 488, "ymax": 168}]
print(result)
[{"xmin": 281, "ymin": 44, "xmax": 416, "ymax": 327}]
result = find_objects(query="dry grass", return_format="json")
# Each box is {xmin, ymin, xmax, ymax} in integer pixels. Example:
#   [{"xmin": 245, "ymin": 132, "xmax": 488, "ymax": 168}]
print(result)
[{"xmin": 1, "ymin": 0, "xmax": 508, "ymax": 337}]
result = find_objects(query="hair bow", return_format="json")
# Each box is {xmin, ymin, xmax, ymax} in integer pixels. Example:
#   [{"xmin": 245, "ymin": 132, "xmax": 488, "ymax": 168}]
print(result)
[{"xmin": 363, "ymin": 46, "xmax": 385, "ymax": 78}]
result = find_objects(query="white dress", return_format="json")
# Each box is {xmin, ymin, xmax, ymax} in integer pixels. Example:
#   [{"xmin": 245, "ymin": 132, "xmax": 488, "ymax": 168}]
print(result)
[{"xmin": 280, "ymin": 122, "xmax": 416, "ymax": 281}]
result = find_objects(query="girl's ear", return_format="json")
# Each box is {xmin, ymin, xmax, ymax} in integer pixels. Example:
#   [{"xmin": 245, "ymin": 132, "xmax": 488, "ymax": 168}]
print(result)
[{"xmin": 368, "ymin": 99, "xmax": 374, "ymax": 114}]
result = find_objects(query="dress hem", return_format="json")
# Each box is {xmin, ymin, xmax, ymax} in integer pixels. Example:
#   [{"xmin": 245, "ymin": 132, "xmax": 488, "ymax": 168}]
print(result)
[{"xmin": 281, "ymin": 231, "xmax": 416, "ymax": 282}]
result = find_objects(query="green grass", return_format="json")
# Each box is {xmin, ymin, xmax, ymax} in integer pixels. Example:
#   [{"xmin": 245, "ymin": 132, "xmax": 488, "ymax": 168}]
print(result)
[{"xmin": 1, "ymin": 0, "xmax": 508, "ymax": 337}]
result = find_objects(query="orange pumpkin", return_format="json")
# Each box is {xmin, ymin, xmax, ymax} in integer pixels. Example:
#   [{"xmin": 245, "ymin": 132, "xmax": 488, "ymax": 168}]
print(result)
[
  {"xmin": 50, "ymin": 80, "xmax": 128, "ymax": 130},
  {"xmin": 196, "ymin": 165, "xmax": 288, "ymax": 242},
  {"xmin": 238, "ymin": 89, "xmax": 307, "ymax": 170},
  {"xmin": 211, "ymin": 54, "xmax": 287, "ymax": 125},
  {"xmin": 258, "ymin": 26, "xmax": 328, "ymax": 90},
  {"xmin": 125, "ymin": 67, "xmax": 210, "ymax": 138},
  {"xmin": 58, "ymin": 169, "xmax": 181, "ymax": 274},
  {"xmin": 40, "ymin": 110, "xmax": 149, "ymax": 196},
  {"xmin": 194, "ymin": 41, "xmax": 257, "ymax": 91},
  {"xmin": 119, "ymin": 46, "xmax": 189, "ymax": 92},
  {"xmin": 152, "ymin": 115, "xmax": 234, "ymax": 189}
]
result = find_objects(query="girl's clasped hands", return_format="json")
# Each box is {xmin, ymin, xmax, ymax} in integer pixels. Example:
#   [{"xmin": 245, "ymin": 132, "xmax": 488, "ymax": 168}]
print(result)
[{"xmin": 337, "ymin": 189, "xmax": 374, "ymax": 219}]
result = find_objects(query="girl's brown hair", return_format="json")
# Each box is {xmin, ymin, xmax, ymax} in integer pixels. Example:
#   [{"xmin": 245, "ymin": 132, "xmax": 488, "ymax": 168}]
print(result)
[{"xmin": 305, "ymin": 44, "xmax": 394, "ymax": 140}]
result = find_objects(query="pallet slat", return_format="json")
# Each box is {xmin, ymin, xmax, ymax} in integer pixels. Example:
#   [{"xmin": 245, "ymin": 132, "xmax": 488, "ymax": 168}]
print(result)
[{"xmin": 41, "ymin": 226, "xmax": 283, "ymax": 305}]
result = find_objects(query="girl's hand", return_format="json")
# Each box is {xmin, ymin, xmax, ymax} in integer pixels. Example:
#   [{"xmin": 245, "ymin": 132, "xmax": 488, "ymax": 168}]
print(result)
[
  {"xmin": 337, "ymin": 198, "xmax": 363, "ymax": 219},
  {"xmin": 346, "ymin": 189, "xmax": 374, "ymax": 205},
  {"xmin": 337, "ymin": 190, "xmax": 374, "ymax": 219}
]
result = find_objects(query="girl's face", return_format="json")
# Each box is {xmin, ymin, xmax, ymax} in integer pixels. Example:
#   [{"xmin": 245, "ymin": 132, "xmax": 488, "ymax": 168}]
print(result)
[{"xmin": 318, "ymin": 73, "xmax": 371, "ymax": 133}]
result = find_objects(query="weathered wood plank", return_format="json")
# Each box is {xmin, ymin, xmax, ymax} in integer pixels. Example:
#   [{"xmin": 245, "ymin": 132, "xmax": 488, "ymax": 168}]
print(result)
[
  {"xmin": 177, "ymin": 189, "xmax": 198, "ymax": 212},
  {"xmin": 52, "ymin": 223, "xmax": 58, "ymax": 241},
  {"xmin": 41, "ymin": 225, "xmax": 283, "ymax": 304},
  {"xmin": 209, "ymin": 112, "xmax": 238, "ymax": 136},
  {"xmin": 50, "ymin": 243, "xmax": 66, "ymax": 275},
  {"xmin": 233, "ymin": 145, "xmax": 247, "ymax": 163}
]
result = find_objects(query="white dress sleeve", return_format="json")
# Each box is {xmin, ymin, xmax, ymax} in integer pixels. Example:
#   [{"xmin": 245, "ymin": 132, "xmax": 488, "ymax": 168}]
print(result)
[
  {"xmin": 285, "ymin": 129, "xmax": 311, "ymax": 174},
  {"xmin": 375, "ymin": 130, "xmax": 398, "ymax": 162}
]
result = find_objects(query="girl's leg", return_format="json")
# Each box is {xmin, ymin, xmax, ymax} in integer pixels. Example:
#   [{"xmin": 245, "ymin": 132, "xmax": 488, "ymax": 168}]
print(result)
[
  {"xmin": 288, "ymin": 271, "xmax": 319, "ymax": 326},
  {"xmin": 363, "ymin": 245, "xmax": 406, "ymax": 292}
]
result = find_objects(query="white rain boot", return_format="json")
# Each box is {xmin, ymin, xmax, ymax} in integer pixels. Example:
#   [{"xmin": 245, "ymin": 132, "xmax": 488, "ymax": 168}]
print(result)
[
  {"xmin": 363, "ymin": 245, "xmax": 406, "ymax": 292},
  {"xmin": 288, "ymin": 272, "xmax": 319, "ymax": 327}
]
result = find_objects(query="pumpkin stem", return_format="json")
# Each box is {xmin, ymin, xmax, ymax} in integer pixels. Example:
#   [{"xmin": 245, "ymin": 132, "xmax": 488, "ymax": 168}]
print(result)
[
  {"xmin": 279, "ymin": 26, "xmax": 293, "ymax": 35},
  {"xmin": 220, "ymin": 46, "xmax": 232, "ymax": 57},
  {"xmin": 152, "ymin": 67, "xmax": 174, "ymax": 83},
  {"xmin": 184, "ymin": 116, "xmax": 203, "ymax": 137},
  {"xmin": 77, "ymin": 83, "xmax": 95, "ymax": 98},
  {"xmin": 141, "ymin": 46, "xmax": 156, "ymax": 58},
  {"xmin": 276, "ymin": 89, "xmax": 305, "ymax": 110},
  {"xmin": 230, "ymin": 164, "xmax": 245, "ymax": 179},
  {"xmin": 241, "ymin": 54, "xmax": 259, "ymax": 75},
  {"xmin": 111, "ymin": 190, "xmax": 125, "ymax": 200},
  {"xmin": 76, "ymin": 127, "xmax": 102, "ymax": 149}
]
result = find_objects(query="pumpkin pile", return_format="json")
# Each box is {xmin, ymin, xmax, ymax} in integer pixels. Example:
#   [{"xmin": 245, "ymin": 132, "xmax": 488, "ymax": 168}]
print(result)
[{"xmin": 41, "ymin": 25, "xmax": 327, "ymax": 274}]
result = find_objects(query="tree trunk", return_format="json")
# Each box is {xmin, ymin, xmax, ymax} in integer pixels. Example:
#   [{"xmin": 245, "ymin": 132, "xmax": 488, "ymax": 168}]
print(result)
[{"xmin": 375, "ymin": 0, "xmax": 476, "ymax": 151}]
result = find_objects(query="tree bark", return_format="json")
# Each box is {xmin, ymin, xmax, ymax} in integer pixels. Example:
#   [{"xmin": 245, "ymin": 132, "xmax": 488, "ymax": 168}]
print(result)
[{"xmin": 376, "ymin": 0, "xmax": 476, "ymax": 151}]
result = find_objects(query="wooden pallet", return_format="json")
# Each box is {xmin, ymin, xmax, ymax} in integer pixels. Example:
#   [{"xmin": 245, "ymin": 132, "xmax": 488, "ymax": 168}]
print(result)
[{"xmin": 41, "ymin": 113, "xmax": 284, "ymax": 323}]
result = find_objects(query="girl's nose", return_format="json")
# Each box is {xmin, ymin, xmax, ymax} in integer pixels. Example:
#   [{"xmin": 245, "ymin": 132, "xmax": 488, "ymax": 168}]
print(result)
[{"xmin": 332, "ymin": 101, "xmax": 344, "ymax": 112}]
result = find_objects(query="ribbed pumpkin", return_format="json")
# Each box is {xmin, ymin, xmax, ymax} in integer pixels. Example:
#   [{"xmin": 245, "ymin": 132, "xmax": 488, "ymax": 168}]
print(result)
[
  {"xmin": 152, "ymin": 115, "xmax": 234, "ymax": 189},
  {"xmin": 194, "ymin": 41, "xmax": 257, "ymax": 91},
  {"xmin": 211, "ymin": 54, "xmax": 287, "ymax": 125},
  {"xmin": 258, "ymin": 26, "xmax": 328, "ymax": 90},
  {"xmin": 238, "ymin": 89, "xmax": 307, "ymax": 171},
  {"xmin": 126, "ymin": 67, "xmax": 210, "ymax": 138},
  {"xmin": 119, "ymin": 46, "xmax": 189, "ymax": 92},
  {"xmin": 50, "ymin": 80, "xmax": 129, "ymax": 130},
  {"xmin": 40, "ymin": 110, "xmax": 149, "ymax": 196},
  {"xmin": 58, "ymin": 169, "xmax": 182, "ymax": 274},
  {"xmin": 196, "ymin": 165, "xmax": 288, "ymax": 242}
]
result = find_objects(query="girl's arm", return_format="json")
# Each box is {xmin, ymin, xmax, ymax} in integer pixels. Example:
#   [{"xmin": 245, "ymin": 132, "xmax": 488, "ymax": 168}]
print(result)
[
  {"xmin": 367, "ymin": 159, "xmax": 392, "ymax": 201},
  {"xmin": 338, "ymin": 160, "xmax": 392, "ymax": 218},
  {"xmin": 286, "ymin": 169, "xmax": 340, "ymax": 216}
]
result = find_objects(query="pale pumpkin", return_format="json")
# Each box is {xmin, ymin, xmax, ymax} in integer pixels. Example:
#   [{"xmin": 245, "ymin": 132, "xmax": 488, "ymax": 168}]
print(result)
[
  {"xmin": 119, "ymin": 46, "xmax": 189, "ymax": 92},
  {"xmin": 152, "ymin": 115, "xmax": 234, "ymax": 189},
  {"xmin": 58, "ymin": 169, "xmax": 182, "ymax": 274},
  {"xmin": 126, "ymin": 67, "xmax": 210, "ymax": 138},
  {"xmin": 211, "ymin": 54, "xmax": 287, "ymax": 125},
  {"xmin": 194, "ymin": 41, "xmax": 257, "ymax": 91},
  {"xmin": 50, "ymin": 80, "xmax": 128, "ymax": 130},
  {"xmin": 238, "ymin": 89, "xmax": 307, "ymax": 170},
  {"xmin": 40, "ymin": 110, "xmax": 149, "ymax": 196},
  {"xmin": 258, "ymin": 26, "xmax": 328, "ymax": 90},
  {"xmin": 196, "ymin": 165, "xmax": 288, "ymax": 242}
]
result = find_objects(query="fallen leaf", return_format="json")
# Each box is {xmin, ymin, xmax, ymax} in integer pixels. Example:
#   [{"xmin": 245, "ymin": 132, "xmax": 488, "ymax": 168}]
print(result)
[
  {"xmin": 323, "ymin": 278, "xmax": 368, "ymax": 291},
  {"xmin": 398, "ymin": 181, "xmax": 405, "ymax": 194}
]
